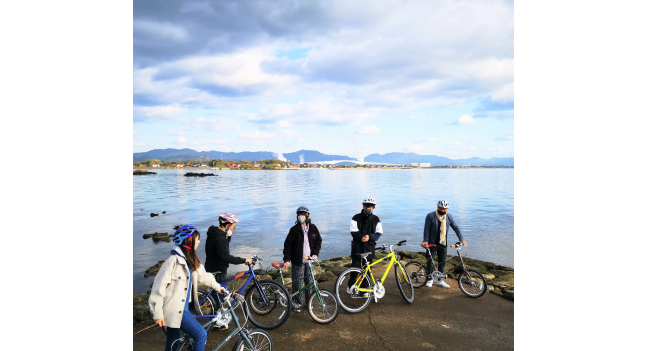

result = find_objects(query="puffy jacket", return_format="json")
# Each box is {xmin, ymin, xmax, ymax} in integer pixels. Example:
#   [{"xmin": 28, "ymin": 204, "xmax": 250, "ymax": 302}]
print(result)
[
  {"xmin": 350, "ymin": 210, "xmax": 383, "ymax": 243},
  {"xmin": 422, "ymin": 211, "xmax": 464, "ymax": 246},
  {"xmin": 204, "ymin": 225, "xmax": 246, "ymax": 274},
  {"xmin": 149, "ymin": 249, "xmax": 223, "ymax": 328},
  {"xmin": 283, "ymin": 223, "xmax": 322, "ymax": 265}
]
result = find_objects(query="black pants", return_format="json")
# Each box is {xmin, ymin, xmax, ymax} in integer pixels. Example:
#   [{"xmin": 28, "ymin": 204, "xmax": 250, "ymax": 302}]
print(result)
[
  {"xmin": 348, "ymin": 241, "xmax": 375, "ymax": 287},
  {"xmin": 212, "ymin": 271, "xmax": 226, "ymax": 284},
  {"xmin": 425, "ymin": 245, "xmax": 447, "ymax": 279}
]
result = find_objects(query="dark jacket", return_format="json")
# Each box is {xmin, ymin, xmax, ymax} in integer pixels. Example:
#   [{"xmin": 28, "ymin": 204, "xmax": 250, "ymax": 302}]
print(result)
[
  {"xmin": 205, "ymin": 225, "xmax": 246, "ymax": 273},
  {"xmin": 422, "ymin": 212, "xmax": 464, "ymax": 247},
  {"xmin": 283, "ymin": 223, "xmax": 322, "ymax": 266},
  {"xmin": 350, "ymin": 210, "xmax": 383, "ymax": 257}
]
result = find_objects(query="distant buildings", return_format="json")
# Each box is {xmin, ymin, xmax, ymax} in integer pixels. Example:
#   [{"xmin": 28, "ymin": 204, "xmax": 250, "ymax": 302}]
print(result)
[{"xmin": 410, "ymin": 163, "xmax": 431, "ymax": 168}]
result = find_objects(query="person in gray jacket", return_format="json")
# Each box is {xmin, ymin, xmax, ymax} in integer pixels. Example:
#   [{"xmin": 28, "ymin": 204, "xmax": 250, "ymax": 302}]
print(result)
[{"xmin": 421, "ymin": 200, "xmax": 467, "ymax": 288}]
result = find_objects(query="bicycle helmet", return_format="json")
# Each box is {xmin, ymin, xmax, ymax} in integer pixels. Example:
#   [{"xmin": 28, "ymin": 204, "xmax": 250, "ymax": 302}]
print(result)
[
  {"xmin": 437, "ymin": 200, "xmax": 449, "ymax": 209},
  {"xmin": 218, "ymin": 212, "xmax": 239, "ymax": 224},
  {"xmin": 363, "ymin": 197, "xmax": 376, "ymax": 205},
  {"xmin": 296, "ymin": 206, "xmax": 309, "ymax": 215},
  {"xmin": 173, "ymin": 224, "xmax": 198, "ymax": 250}
]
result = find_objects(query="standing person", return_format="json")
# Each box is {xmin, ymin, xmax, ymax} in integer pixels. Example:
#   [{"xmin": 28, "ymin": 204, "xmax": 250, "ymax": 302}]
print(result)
[
  {"xmin": 347, "ymin": 198, "xmax": 383, "ymax": 295},
  {"xmin": 421, "ymin": 200, "xmax": 467, "ymax": 288},
  {"xmin": 283, "ymin": 206, "xmax": 322, "ymax": 312},
  {"xmin": 205, "ymin": 212, "xmax": 252, "ymax": 283},
  {"xmin": 149, "ymin": 224, "xmax": 228, "ymax": 351}
]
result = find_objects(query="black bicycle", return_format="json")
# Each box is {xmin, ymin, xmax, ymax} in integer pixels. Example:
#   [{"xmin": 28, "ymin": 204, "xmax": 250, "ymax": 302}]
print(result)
[{"xmin": 405, "ymin": 242, "xmax": 487, "ymax": 297}]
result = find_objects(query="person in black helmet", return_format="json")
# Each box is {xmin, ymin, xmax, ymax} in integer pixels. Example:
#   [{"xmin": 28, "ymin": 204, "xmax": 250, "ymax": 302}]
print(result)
[
  {"xmin": 347, "ymin": 198, "xmax": 383, "ymax": 295},
  {"xmin": 283, "ymin": 206, "xmax": 322, "ymax": 312}
]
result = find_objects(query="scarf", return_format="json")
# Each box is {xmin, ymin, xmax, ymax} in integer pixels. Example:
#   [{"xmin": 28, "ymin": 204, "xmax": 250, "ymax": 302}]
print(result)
[{"xmin": 436, "ymin": 211, "xmax": 447, "ymax": 246}]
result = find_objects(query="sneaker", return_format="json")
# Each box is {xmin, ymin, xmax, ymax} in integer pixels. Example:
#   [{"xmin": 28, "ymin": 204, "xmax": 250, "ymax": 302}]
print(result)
[
  {"xmin": 346, "ymin": 285, "xmax": 356, "ymax": 294},
  {"xmin": 436, "ymin": 279, "xmax": 450, "ymax": 288},
  {"xmin": 425, "ymin": 279, "xmax": 433, "ymax": 287},
  {"xmin": 293, "ymin": 305, "xmax": 302, "ymax": 313}
]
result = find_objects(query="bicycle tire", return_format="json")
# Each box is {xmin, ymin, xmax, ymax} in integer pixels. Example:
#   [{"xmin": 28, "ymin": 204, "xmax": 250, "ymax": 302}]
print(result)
[
  {"xmin": 404, "ymin": 261, "xmax": 428, "ymax": 288},
  {"xmin": 197, "ymin": 289, "xmax": 218, "ymax": 333},
  {"xmin": 394, "ymin": 262, "xmax": 415, "ymax": 303},
  {"xmin": 232, "ymin": 328, "xmax": 274, "ymax": 351},
  {"xmin": 458, "ymin": 269, "xmax": 487, "ymax": 298},
  {"xmin": 334, "ymin": 267, "xmax": 373, "ymax": 314},
  {"xmin": 307, "ymin": 288, "xmax": 339, "ymax": 324},
  {"xmin": 244, "ymin": 279, "xmax": 291, "ymax": 330}
]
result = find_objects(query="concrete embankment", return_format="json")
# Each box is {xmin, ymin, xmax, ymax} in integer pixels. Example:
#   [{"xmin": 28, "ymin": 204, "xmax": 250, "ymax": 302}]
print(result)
[{"xmin": 133, "ymin": 252, "xmax": 514, "ymax": 350}]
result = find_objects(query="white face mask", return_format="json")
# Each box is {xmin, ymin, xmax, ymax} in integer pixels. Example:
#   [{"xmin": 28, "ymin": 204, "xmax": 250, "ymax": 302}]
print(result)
[
  {"xmin": 227, "ymin": 229, "xmax": 233, "ymax": 236},
  {"xmin": 298, "ymin": 215, "xmax": 306, "ymax": 224}
]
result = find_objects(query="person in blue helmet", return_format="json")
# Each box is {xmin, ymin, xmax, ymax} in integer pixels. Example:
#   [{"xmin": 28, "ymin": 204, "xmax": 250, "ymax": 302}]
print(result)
[{"xmin": 149, "ymin": 224, "xmax": 227, "ymax": 351}]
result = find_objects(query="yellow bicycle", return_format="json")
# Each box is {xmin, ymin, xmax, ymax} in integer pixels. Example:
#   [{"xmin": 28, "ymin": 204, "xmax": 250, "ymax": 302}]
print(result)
[{"xmin": 334, "ymin": 240, "xmax": 414, "ymax": 313}]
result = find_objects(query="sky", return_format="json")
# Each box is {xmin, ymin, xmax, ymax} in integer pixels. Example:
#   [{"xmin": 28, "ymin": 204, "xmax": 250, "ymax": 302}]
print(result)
[{"xmin": 133, "ymin": 0, "xmax": 514, "ymax": 160}]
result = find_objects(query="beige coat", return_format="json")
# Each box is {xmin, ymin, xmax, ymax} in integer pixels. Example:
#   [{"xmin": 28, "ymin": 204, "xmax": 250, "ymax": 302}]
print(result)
[{"xmin": 148, "ymin": 252, "xmax": 222, "ymax": 328}]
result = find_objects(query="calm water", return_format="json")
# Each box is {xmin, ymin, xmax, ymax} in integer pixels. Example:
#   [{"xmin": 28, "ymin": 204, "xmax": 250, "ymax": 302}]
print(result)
[{"xmin": 133, "ymin": 168, "xmax": 513, "ymax": 294}]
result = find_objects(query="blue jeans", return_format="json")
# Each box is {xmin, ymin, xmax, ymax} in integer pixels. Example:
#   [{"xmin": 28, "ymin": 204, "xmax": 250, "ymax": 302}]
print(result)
[{"xmin": 165, "ymin": 310, "xmax": 207, "ymax": 351}]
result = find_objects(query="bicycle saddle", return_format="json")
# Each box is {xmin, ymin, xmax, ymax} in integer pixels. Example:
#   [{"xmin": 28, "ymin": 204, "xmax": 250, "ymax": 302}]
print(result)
[{"xmin": 271, "ymin": 262, "xmax": 285, "ymax": 268}]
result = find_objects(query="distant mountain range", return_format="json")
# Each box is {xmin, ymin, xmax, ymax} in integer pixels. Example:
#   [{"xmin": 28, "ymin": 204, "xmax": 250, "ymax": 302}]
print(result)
[
  {"xmin": 133, "ymin": 148, "xmax": 513, "ymax": 166},
  {"xmin": 365, "ymin": 153, "xmax": 514, "ymax": 166}
]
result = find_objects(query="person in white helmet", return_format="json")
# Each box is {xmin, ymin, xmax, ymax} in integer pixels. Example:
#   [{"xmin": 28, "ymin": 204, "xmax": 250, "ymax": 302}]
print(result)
[
  {"xmin": 283, "ymin": 206, "xmax": 322, "ymax": 312},
  {"xmin": 347, "ymin": 198, "xmax": 383, "ymax": 294},
  {"xmin": 205, "ymin": 212, "xmax": 252, "ymax": 283},
  {"xmin": 421, "ymin": 200, "xmax": 466, "ymax": 288}
]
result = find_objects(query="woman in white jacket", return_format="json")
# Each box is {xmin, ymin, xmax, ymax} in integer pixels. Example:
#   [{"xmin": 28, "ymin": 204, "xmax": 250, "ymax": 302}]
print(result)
[{"xmin": 149, "ymin": 224, "xmax": 227, "ymax": 351}]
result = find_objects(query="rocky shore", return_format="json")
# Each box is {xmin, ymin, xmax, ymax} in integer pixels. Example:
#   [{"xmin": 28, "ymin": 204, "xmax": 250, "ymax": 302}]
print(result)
[
  {"xmin": 183, "ymin": 172, "xmax": 216, "ymax": 177},
  {"xmin": 134, "ymin": 170, "xmax": 157, "ymax": 175},
  {"xmin": 134, "ymin": 251, "xmax": 513, "ymax": 331}
]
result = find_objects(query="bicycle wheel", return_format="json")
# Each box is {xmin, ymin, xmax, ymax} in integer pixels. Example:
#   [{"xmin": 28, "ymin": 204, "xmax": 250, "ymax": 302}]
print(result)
[
  {"xmin": 394, "ymin": 262, "xmax": 415, "ymax": 303},
  {"xmin": 458, "ymin": 269, "xmax": 487, "ymax": 298},
  {"xmin": 232, "ymin": 328, "xmax": 273, "ymax": 351},
  {"xmin": 404, "ymin": 261, "xmax": 428, "ymax": 288},
  {"xmin": 162, "ymin": 329, "xmax": 191, "ymax": 351},
  {"xmin": 244, "ymin": 279, "xmax": 291, "ymax": 330},
  {"xmin": 334, "ymin": 267, "xmax": 373, "ymax": 314},
  {"xmin": 196, "ymin": 289, "xmax": 218, "ymax": 333},
  {"xmin": 308, "ymin": 288, "xmax": 339, "ymax": 324}
]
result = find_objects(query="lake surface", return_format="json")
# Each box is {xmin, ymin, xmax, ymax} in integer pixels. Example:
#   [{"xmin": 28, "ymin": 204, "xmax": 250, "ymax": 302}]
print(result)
[{"xmin": 133, "ymin": 168, "xmax": 514, "ymax": 294}]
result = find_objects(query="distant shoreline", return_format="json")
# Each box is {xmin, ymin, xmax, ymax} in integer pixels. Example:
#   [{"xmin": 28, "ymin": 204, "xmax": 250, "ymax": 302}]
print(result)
[{"xmin": 134, "ymin": 166, "xmax": 514, "ymax": 171}]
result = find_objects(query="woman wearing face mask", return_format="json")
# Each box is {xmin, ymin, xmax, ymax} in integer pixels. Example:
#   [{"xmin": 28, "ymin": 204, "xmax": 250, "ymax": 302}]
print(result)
[
  {"xmin": 149, "ymin": 224, "xmax": 228, "ymax": 351},
  {"xmin": 347, "ymin": 198, "xmax": 383, "ymax": 294},
  {"xmin": 283, "ymin": 206, "xmax": 322, "ymax": 312},
  {"xmin": 420, "ymin": 200, "xmax": 467, "ymax": 288},
  {"xmin": 205, "ymin": 212, "xmax": 253, "ymax": 283}
]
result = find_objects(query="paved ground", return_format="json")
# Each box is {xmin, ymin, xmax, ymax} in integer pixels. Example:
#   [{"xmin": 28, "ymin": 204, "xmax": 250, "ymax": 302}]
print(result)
[{"xmin": 133, "ymin": 264, "xmax": 513, "ymax": 351}]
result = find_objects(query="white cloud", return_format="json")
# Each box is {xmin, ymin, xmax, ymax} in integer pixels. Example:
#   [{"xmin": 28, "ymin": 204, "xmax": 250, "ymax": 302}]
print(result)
[
  {"xmin": 358, "ymin": 125, "xmax": 381, "ymax": 135},
  {"xmin": 134, "ymin": 104, "xmax": 186, "ymax": 120},
  {"xmin": 167, "ymin": 128, "xmax": 185, "ymax": 136},
  {"xmin": 133, "ymin": 130, "xmax": 142, "ymax": 135},
  {"xmin": 175, "ymin": 137, "xmax": 187, "ymax": 146},
  {"xmin": 496, "ymin": 132, "xmax": 514, "ymax": 141},
  {"xmin": 490, "ymin": 147, "xmax": 504, "ymax": 152},
  {"xmin": 214, "ymin": 139, "xmax": 229, "ymax": 144},
  {"xmin": 455, "ymin": 115, "xmax": 475, "ymax": 125},
  {"xmin": 407, "ymin": 144, "xmax": 424, "ymax": 152},
  {"xmin": 425, "ymin": 137, "xmax": 438, "ymax": 142},
  {"xmin": 133, "ymin": 141, "xmax": 146, "ymax": 147},
  {"xmin": 239, "ymin": 130, "xmax": 277, "ymax": 140},
  {"xmin": 408, "ymin": 114, "xmax": 421, "ymax": 120},
  {"xmin": 449, "ymin": 141, "xmax": 462, "ymax": 145}
]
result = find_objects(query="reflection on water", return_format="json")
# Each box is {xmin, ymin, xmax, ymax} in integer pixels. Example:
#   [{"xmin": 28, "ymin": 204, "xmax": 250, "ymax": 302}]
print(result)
[{"xmin": 133, "ymin": 168, "xmax": 514, "ymax": 294}]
